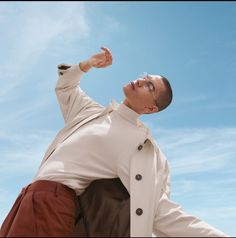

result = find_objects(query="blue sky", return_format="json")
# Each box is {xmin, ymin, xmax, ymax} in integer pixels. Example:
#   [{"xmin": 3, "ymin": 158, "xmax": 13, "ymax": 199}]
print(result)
[{"xmin": 0, "ymin": 2, "xmax": 236, "ymax": 236}]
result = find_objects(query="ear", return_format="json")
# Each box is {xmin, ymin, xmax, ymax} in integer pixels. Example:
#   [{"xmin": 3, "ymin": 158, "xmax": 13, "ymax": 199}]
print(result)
[{"xmin": 144, "ymin": 105, "xmax": 159, "ymax": 114}]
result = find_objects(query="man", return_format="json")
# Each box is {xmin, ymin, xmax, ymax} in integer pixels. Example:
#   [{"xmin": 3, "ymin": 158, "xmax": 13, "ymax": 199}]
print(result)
[{"xmin": 0, "ymin": 47, "xmax": 228, "ymax": 237}]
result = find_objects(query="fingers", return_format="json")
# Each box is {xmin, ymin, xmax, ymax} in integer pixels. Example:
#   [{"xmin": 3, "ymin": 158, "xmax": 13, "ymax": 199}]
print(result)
[
  {"xmin": 101, "ymin": 46, "xmax": 113, "ymax": 65},
  {"xmin": 101, "ymin": 46, "xmax": 112, "ymax": 56},
  {"xmin": 90, "ymin": 46, "xmax": 112, "ymax": 68}
]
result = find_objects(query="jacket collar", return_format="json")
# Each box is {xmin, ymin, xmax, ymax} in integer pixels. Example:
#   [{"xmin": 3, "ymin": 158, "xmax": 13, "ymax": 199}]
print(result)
[
  {"xmin": 109, "ymin": 100, "xmax": 152, "ymax": 141},
  {"xmin": 115, "ymin": 102, "xmax": 140, "ymax": 126}
]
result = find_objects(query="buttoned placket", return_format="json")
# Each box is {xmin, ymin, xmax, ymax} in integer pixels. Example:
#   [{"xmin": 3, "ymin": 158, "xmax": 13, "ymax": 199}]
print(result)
[{"xmin": 134, "ymin": 139, "xmax": 148, "ymax": 217}]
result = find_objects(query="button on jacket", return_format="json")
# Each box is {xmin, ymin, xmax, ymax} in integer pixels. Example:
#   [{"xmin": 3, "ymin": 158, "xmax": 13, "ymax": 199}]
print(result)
[
  {"xmin": 34, "ymin": 96, "xmax": 147, "ymax": 195},
  {"xmin": 37, "ymin": 64, "xmax": 227, "ymax": 237}
]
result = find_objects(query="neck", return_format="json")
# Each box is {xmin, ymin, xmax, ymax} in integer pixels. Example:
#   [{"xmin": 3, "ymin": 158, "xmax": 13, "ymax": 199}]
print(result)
[{"xmin": 123, "ymin": 99, "xmax": 141, "ymax": 115}]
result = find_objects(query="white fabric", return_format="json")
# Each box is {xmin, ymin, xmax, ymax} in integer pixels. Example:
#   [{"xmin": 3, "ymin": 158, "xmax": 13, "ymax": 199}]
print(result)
[
  {"xmin": 34, "ymin": 103, "xmax": 147, "ymax": 195},
  {"xmin": 33, "ymin": 64, "xmax": 228, "ymax": 237}
]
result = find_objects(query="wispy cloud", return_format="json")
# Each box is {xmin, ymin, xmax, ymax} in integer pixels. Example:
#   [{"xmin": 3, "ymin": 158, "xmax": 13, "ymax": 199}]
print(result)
[
  {"xmin": 147, "ymin": 125, "xmax": 236, "ymax": 236},
  {"xmin": 0, "ymin": 2, "xmax": 102, "ymax": 228},
  {"xmin": 0, "ymin": 2, "xmax": 90, "ymax": 102},
  {"xmin": 171, "ymin": 176, "xmax": 236, "ymax": 209},
  {"xmin": 149, "ymin": 127, "xmax": 236, "ymax": 176},
  {"xmin": 0, "ymin": 128, "xmax": 56, "ymax": 226},
  {"xmin": 0, "ymin": 98, "xmax": 51, "ymax": 127},
  {"xmin": 102, "ymin": 15, "xmax": 124, "ymax": 32},
  {"xmin": 0, "ymin": 129, "xmax": 56, "ymax": 174}
]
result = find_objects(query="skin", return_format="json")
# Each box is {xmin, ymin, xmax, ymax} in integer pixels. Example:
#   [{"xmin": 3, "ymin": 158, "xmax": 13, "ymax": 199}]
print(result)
[
  {"xmin": 122, "ymin": 75, "xmax": 165, "ymax": 114},
  {"xmin": 79, "ymin": 46, "xmax": 164, "ymax": 115}
]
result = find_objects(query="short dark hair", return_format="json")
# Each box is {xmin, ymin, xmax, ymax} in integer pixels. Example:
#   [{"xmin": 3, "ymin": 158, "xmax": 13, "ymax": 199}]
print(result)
[{"xmin": 156, "ymin": 76, "xmax": 173, "ymax": 112}]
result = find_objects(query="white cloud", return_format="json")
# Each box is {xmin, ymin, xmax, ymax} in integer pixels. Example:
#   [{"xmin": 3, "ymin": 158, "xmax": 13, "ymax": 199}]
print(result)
[
  {"xmin": 172, "ymin": 176, "xmax": 236, "ymax": 202},
  {"xmin": 0, "ymin": 98, "xmax": 50, "ymax": 126},
  {"xmin": 149, "ymin": 127, "xmax": 236, "ymax": 176},
  {"xmin": 0, "ymin": 129, "xmax": 56, "ymax": 174},
  {"xmin": 151, "ymin": 126, "xmax": 236, "ymax": 188},
  {"xmin": 0, "ymin": 2, "xmax": 101, "ymax": 228},
  {"xmin": 103, "ymin": 15, "xmax": 123, "ymax": 32},
  {"xmin": 0, "ymin": 2, "xmax": 90, "ymax": 101},
  {"xmin": 0, "ymin": 128, "xmax": 57, "ymax": 227},
  {"xmin": 146, "ymin": 125, "xmax": 236, "ymax": 236}
]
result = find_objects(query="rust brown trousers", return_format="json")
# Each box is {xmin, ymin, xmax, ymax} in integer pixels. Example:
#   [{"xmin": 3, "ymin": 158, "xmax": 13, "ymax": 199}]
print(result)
[{"xmin": 0, "ymin": 178, "xmax": 130, "ymax": 237}]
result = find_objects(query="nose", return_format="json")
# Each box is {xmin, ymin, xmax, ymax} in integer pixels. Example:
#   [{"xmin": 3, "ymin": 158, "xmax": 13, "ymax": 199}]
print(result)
[{"xmin": 136, "ymin": 79, "xmax": 143, "ymax": 87}]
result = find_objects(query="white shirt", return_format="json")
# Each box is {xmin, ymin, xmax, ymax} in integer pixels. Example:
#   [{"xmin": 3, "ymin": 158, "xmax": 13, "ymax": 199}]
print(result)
[{"xmin": 34, "ymin": 103, "xmax": 148, "ymax": 195}]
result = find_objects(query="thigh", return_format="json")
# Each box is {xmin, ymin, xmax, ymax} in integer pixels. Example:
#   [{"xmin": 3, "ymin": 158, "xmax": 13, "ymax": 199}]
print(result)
[
  {"xmin": 3, "ymin": 191, "xmax": 37, "ymax": 237},
  {"xmin": 1, "ymin": 183, "xmax": 77, "ymax": 237},
  {"xmin": 32, "ymin": 191, "xmax": 77, "ymax": 237}
]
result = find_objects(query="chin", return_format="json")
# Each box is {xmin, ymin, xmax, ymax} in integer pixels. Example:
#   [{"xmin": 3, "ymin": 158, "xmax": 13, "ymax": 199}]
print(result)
[{"xmin": 122, "ymin": 85, "xmax": 129, "ymax": 97}]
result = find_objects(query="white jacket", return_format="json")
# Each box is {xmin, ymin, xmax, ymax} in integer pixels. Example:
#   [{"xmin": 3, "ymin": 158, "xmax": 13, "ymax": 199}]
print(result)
[{"xmin": 39, "ymin": 64, "xmax": 228, "ymax": 237}]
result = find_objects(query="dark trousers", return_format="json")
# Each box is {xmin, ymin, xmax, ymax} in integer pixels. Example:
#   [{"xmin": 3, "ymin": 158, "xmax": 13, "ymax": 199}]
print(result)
[
  {"xmin": 0, "ymin": 178, "xmax": 130, "ymax": 237},
  {"xmin": 74, "ymin": 178, "xmax": 130, "ymax": 237}
]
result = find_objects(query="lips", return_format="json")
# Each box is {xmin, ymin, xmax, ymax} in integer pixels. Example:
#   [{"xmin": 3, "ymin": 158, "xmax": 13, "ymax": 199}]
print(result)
[{"xmin": 130, "ymin": 81, "xmax": 135, "ymax": 90}]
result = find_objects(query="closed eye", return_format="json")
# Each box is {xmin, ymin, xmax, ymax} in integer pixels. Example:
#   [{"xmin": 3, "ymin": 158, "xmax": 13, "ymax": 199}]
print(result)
[
  {"xmin": 148, "ymin": 81, "xmax": 155, "ymax": 92},
  {"xmin": 143, "ymin": 74, "xmax": 156, "ymax": 92}
]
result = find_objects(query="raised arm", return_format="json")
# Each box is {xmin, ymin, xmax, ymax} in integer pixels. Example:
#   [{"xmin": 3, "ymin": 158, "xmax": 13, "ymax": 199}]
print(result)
[{"xmin": 55, "ymin": 47, "xmax": 113, "ymax": 123}]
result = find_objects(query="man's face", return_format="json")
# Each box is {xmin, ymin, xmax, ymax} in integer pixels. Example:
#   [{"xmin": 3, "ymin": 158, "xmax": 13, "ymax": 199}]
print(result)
[{"xmin": 123, "ymin": 74, "xmax": 164, "ymax": 114}]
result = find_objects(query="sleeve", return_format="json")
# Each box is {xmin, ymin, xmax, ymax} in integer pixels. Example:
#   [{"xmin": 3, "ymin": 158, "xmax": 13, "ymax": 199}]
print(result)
[
  {"xmin": 152, "ymin": 161, "xmax": 229, "ymax": 237},
  {"xmin": 55, "ymin": 64, "xmax": 103, "ymax": 123},
  {"xmin": 153, "ymin": 193, "xmax": 228, "ymax": 237}
]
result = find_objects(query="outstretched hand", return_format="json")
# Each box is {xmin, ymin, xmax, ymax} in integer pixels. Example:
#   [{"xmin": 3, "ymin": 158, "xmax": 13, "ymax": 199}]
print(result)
[
  {"xmin": 79, "ymin": 46, "xmax": 113, "ymax": 72},
  {"xmin": 88, "ymin": 46, "xmax": 113, "ymax": 68}
]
